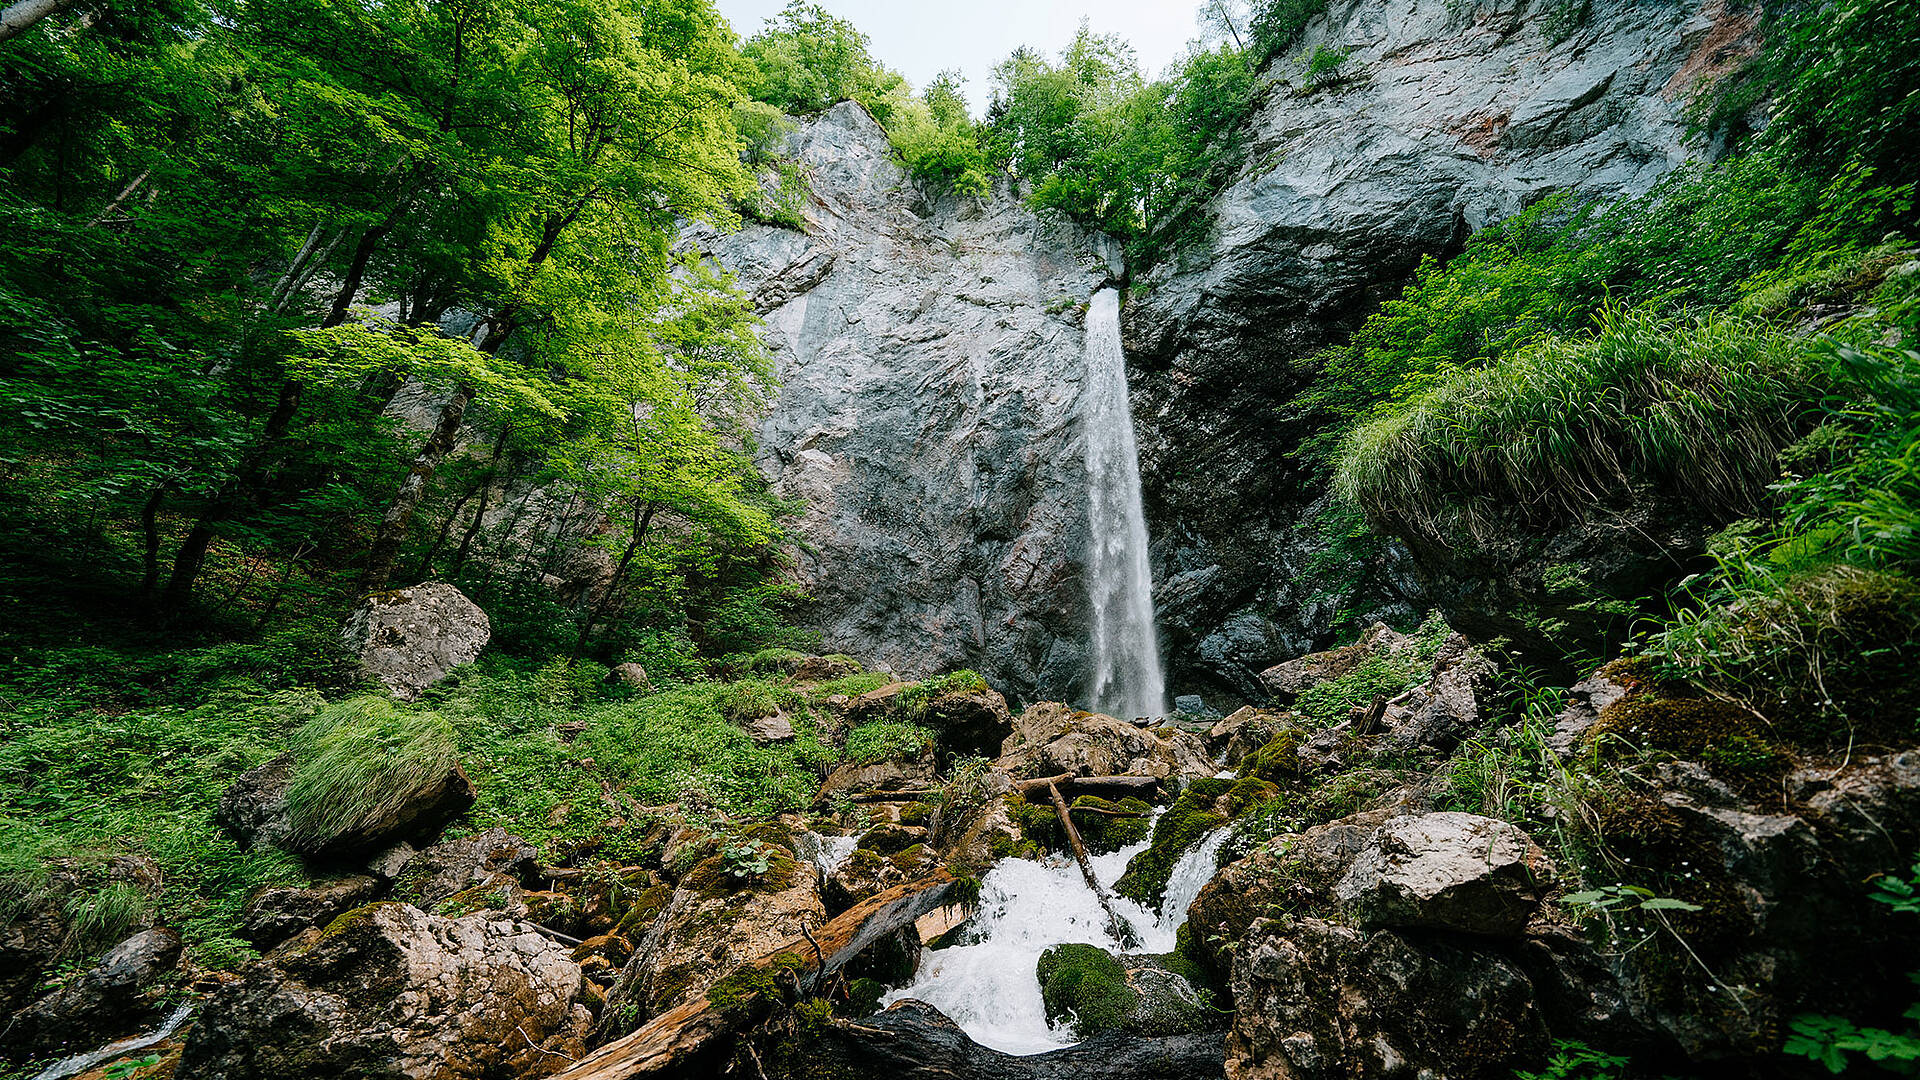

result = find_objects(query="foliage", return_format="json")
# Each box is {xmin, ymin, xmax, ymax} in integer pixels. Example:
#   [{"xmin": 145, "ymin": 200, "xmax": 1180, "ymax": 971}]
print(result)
[
  {"xmin": 1702, "ymin": 0, "xmax": 1920, "ymax": 183},
  {"xmin": 984, "ymin": 27, "xmax": 1260, "ymax": 261},
  {"xmin": 739, "ymin": 1, "xmax": 905, "ymax": 120},
  {"xmin": 282, "ymin": 697, "xmax": 461, "ymax": 852},
  {"xmin": 1513, "ymin": 1041, "xmax": 1632, "ymax": 1080},
  {"xmin": 1785, "ymin": 857, "xmax": 1920, "ymax": 1073},
  {"xmin": 1292, "ymin": 611, "xmax": 1451, "ymax": 727},
  {"xmin": 1337, "ymin": 306, "xmax": 1824, "ymax": 546}
]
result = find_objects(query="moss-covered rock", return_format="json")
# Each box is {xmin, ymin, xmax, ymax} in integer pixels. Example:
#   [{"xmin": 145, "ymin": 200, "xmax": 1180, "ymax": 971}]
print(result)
[
  {"xmin": 1037, "ymin": 943, "xmax": 1135, "ymax": 1038},
  {"xmin": 1115, "ymin": 778, "xmax": 1276, "ymax": 909}
]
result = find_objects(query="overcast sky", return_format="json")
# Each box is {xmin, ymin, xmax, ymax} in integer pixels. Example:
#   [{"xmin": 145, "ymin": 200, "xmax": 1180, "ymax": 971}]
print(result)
[{"xmin": 714, "ymin": 0, "xmax": 1212, "ymax": 112}]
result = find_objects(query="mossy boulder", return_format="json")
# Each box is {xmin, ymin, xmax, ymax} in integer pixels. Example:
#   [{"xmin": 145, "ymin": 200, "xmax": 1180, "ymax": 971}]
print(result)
[
  {"xmin": 1037, "ymin": 944, "xmax": 1134, "ymax": 1038},
  {"xmin": 1036, "ymin": 944, "xmax": 1217, "ymax": 1040},
  {"xmin": 1115, "ymin": 778, "xmax": 1276, "ymax": 910}
]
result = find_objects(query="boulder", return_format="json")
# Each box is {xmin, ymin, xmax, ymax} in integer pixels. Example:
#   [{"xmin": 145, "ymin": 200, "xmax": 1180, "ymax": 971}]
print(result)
[
  {"xmin": 919, "ymin": 685, "xmax": 1015, "ymax": 762},
  {"xmin": 1258, "ymin": 624, "xmax": 1414, "ymax": 703},
  {"xmin": 1209, "ymin": 706, "xmax": 1294, "ymax": 768},
  {"xmin": 181, "ymin": 903, "xmax": 592, "ymax": 1080},
  {"xmin": 1037, "ymin": 944, "xmax": 1217, "ymax": 1040},
  {"xmin": 0, "ymin": 927, "xmax": 182, "ymax": 1061},
  {"xmin": 1335, "ymin": 812, "xmax": 1553, "ymax": 936},
  {"xmin": 390, "ymin": 828, "xmax": 542, "ymax": 908},
  {"xmin": 1371, "ymin": 634, "xmax": 1496, "ymax": 756},
  {"xmin": 816, "ymin": 753, "xmax": 938, "ymax": 803},
  {"xmin": 0, "ymin": 854, "xmax": 161, "ymax": 1017},
  {"xmin": 217, "ymin": 754, "xmax": 475, "ymax": 862},
  {"xmin": 240, "ymin": 875, "xmax": 383, "ymax": 951},
  {"xmin": 608, "ymin": 662, "xmax": 651, "ymax": 690},
  {"xmin": 1226, "ymin": 917, "xmax": 1549, "ymax": 1080},
  {"xmin": 339, "ymin": 582, "xmax": 491, "ymax": 700},
  {"xmin": 998, "ymin": 702, "xmax": 1213, "ymax": 781},
  {"xmin": 598, "ymin": 846, "xmax": 826, "ymax": 1030},
  {"xmin": 747, "ymin": 711, "xmax": 796, "ymax": 744}
]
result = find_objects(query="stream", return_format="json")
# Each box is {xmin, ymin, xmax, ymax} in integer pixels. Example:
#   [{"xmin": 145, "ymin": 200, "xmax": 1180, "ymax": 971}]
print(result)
[{"xmin": 882, "ymin": 824, "xmax": 1230, "ymax": 1055}]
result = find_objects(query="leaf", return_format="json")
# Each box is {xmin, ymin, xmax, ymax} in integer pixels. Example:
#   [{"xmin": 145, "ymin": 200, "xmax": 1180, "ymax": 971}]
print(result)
[{"xmin": 1639, "ymin": 897, "xmax": 1704, "ymax": 911}]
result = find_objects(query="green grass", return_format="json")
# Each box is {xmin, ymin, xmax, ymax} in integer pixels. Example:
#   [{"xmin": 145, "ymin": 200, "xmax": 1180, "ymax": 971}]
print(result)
[
  {"xmin": 0, "ymin": 677, "xmax": 313, "ymax": 969},
  {"xmin": 1336, "ymin": 306, "xmax": 1825, "ymax": 546},
  {"xmin": 282, "ymin": 697, "xmax": 462, "ymax": 853}
]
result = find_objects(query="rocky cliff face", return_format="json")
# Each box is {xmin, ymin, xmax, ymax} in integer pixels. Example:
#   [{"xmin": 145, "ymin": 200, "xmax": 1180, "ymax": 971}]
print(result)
[
  {"xmin": 684, "ymin": 103, "xmax": 1121, "ymax": 702},
  {"xmin": 1126, "ymin": 0, "xmax": 1755, "ymax": 700}
]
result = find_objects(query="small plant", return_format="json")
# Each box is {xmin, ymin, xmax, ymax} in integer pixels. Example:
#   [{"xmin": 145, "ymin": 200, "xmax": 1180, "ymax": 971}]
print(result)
[
  {"xmin": 722, "ymin": 839, "xmax": 775, "ymax": 881},
  {"xmin": 1786, "ymin": 858, "xmax": 1920, "ymax": 1073},
  {"xmin": 103, "ymin": 1056, "xmax": 161, "ymax": 1080},
  {"xmin": 282, "ymin": 697, "xmax": 461, "ymax": 854},
  {"xmin": 1300, "ymin": 45, "xmax": 1348, "ymax": 84},
  {"xmin": 1513, "ymin": 1039, "xmax": 1629, "ymax": 1080}
]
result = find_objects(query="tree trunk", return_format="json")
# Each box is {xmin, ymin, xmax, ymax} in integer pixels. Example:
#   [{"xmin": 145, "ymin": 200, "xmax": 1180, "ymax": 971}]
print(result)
[
  {"xmin": 573, "ymin": 501, "xmax": 657, "ymax": 660},
  {"xmin": 138, "ymin": 485, "xmax": 168, "ymax": 602},
  {"xmin": 360, "ymin": 382, "xmax": 475, "ymax": 592},
  {"xmin": 0, "ymin": 0, "xmax": 77, "ymax": 41}
]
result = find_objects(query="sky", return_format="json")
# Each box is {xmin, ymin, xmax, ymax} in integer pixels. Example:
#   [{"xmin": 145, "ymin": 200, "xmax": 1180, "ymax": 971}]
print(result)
[{"xmin": 714, "ymin": 0, "xmax": 1213, "ymax": 113}]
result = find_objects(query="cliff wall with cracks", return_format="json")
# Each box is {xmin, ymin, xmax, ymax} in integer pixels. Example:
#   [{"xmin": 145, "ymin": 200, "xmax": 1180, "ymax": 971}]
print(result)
[
  {"xmin": 1124, "ymin": 0, "xmax": 1756, "ymax": 701},
  {"xmin": 682, "ymin": 102, "xmax": 1122, "ymax": 703}
]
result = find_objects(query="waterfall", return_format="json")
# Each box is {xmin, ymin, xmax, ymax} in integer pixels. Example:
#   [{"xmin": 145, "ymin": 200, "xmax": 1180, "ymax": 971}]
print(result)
[{"xmin": 1082, "ymin": 288, "xmax": 1166, "ymax": 720}]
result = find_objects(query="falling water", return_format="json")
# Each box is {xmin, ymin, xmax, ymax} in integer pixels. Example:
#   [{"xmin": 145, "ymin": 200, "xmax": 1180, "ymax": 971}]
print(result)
[{"xmin": 1082, "ymin": 288, "xmax": 1166, "ymax": 720}]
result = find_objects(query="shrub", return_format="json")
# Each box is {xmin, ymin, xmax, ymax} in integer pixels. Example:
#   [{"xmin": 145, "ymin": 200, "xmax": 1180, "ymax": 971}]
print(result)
[
  {"xmin": 1337, "ymin": 307, "xmax": 1824, "ymax": 546},
  {"xmin": 282, "ymin": 697, "xmax": 461, "ymax": 853},
  {"xmin": 841, "ymin": 720, "xmax": 932, "ymax": 766}
]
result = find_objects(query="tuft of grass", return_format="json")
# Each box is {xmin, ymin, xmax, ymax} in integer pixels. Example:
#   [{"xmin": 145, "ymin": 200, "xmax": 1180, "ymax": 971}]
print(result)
[
  {"xmin": 282, "ymin": 697, "xmax": 461, "ymax": 853},
  {"xmin": 1336, "ymin": 306, "xmax": 1824, "ymax": 546}
]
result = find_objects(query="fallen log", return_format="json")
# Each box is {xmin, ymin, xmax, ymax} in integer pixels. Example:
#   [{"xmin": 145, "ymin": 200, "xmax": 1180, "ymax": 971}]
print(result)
[
  {"xmin": 1044, "ymin": 781, "xmax": 1137, "ymax": 947},
  {"xmin": 1011, "ymin": 773, "xmax": 1160, "ymax": 800},
  {"xmin": 554, "ymin": 874, "xmax": 957, "ymax": 1080}
]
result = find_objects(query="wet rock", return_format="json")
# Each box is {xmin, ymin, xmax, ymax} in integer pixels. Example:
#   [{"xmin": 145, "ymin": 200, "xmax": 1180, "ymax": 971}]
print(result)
[
  {"xmin": 1226, "ymin": 917, "xmax": 1548, "ymax": 1080},
  {"xmin": 1335, "ymin": 812, "xmax": 1553, "ymax": 936},
  {"xmin": 339, "ymin": 582, "xmax": 491, "ymax": 700},
  {"xmin": 240, "ymin": 875, "xmax": 382, "ymax": 951},
  {"xmin": 810, "ymin": 998, "xmax": 1227, "ymax": 1080},
  {"xmin": 823, "ymin": 844, "xmax": 943, "ymax": 916},
  {"xmin": 1037, "ymin": 944, "xmax": 1217, "ymax": 1040},
  {"xmin": 180, "ymin": 903, "xmax": 592, "ymax": 1080},
  {"xmin": 998, "ymin": 702, "xmax": 1213, "ymax": 780},
  {"xmin": 217, "ymin": 753, "xmax": 475, "ymax": 862},
  {"xmin": 0, "ymin": 927, "xmax": 182, "ymax": 1061}
]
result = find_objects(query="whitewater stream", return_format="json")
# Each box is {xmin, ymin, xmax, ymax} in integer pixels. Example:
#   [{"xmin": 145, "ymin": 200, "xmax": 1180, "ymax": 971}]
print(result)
[{"xmin": 883, "ymin": 824, "xmax": 1230, "ymax": 1055}]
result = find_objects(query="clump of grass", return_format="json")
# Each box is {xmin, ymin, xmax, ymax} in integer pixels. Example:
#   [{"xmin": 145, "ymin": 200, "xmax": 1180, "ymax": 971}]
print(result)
[
  {"xmin": 282, "ymin": 697, "xmax": 461, "ymax": 853},
  {"xmin": 1292, "ymin": 611, "xmax": 1452, "ymax": 728},
  {"xmin": 1336, "ymin": 306, "xmax": 1824, "ymax": 546},
  {"xmin": 842, "ymin": 721, "xmax": 932, "ymax": 766}
]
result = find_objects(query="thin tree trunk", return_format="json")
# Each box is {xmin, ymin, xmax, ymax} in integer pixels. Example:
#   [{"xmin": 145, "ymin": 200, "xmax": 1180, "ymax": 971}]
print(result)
[
  {"xmin": 0, "ymin": 0, "xmax": 77, "ymax": 42},
  {"xmin": 138, "ymin": 485, "xmax": 167, "ymax": 601},
  {"xmin": 87, "ymin": 167, "xmax": 151, "ymax": 227},
  {"xmin": 573, "ymin": 501, "xmax": 657, "ymax": 659},
  {"xmin": 416, "ymin": 484, "xmax": 480, "ymax": 581},
  {"xmin": 267, "ymin": 222, "xmax": 328, "ymax": 310},
  {"xmin": 360, "ymin": 382, "xmax": 475, "ymax": 592},
  {"xmin": 448, "ymin": 427, "xmax": 515, "ymax": 578}
]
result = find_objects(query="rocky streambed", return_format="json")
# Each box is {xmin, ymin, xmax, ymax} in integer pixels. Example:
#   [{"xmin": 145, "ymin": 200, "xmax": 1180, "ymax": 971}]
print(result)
[{"xmin": 7, "ymin": 624, "xmax": 1919, "ymax": 1080}]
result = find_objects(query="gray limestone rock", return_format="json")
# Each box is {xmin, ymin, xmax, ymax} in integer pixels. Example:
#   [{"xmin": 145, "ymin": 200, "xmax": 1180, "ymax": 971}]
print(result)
[
  {"xmin": 1335, "ymin": 812, "xmax": 1554, "ymax": 936},
  {"xmin": 682, "ymin": 102, "xmax": 1120, "ymax": 704},
  {"xmin": 180, "ymin": 903, "xmax": 592, "ymax": 1080},
  {"xmin": 340, "ymin": 582, "xmax": 491, "ymax": 700}
]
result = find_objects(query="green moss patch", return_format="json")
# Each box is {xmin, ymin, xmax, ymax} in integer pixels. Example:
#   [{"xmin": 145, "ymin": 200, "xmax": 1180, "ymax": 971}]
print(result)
[
  {"xmin": 1037, "ymin": 943, "xmax": 1135, "ymax": 1038},
  {"xmin": 1114, "ymin": 780, "xmax": 1232, "ymax": 909}
]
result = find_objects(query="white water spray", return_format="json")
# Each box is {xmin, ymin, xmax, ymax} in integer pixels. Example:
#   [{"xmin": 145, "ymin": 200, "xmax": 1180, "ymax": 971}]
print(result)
[{"xmin": 1082, "ymin": 288, "xmax": 1166, "ymax": 720}]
